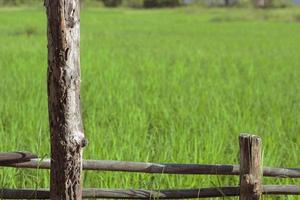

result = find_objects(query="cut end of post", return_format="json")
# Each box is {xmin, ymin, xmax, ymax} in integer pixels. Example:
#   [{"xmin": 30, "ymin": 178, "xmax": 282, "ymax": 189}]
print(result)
[
  {"xmin": 239, "ymin": 133, "xmax": 261, "ymax": 140},
  {"xmin": 239, "ymin": 134, "xmax": 262, "ymax": 149}
]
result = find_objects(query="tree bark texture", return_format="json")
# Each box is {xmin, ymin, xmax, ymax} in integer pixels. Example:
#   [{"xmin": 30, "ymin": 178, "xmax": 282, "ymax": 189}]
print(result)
[{"xmin": 45, "ymin": 0, "xmax": 86, "ymax": 199}]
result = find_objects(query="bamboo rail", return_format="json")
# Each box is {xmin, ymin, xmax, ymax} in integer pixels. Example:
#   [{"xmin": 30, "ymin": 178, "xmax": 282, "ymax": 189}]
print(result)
[
  {"xmin": 0, "ymin": 185, "xmax": 299, "ymax": 199},
  {"xmin": 1, "ymin": 158, "xmax": 299, "ymax": 178}
]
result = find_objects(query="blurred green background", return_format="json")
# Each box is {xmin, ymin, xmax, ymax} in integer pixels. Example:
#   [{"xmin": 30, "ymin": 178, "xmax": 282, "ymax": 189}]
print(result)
[{"xmin": 0, "ymin": 0, "xmax": 299, "ymax": 199}]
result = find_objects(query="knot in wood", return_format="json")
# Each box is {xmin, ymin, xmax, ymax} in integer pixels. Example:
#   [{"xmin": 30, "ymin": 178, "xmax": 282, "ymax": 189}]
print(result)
[
  {"xmin": 70, "ymin": 131, "xmax": 87, "ymax": 148},
  {"xmin": 81, "ymin": 138, "xmax": 88, "ymax": 148},
  {"xmin": 243, "ymin": 174, "xmax": 255, "ymax": 185}
]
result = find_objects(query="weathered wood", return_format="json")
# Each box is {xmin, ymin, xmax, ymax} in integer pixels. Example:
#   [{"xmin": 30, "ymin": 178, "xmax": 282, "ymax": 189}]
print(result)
[
  {"xmin": 83, "ymin": 160, "xmax": 241, "ymax": 175},
  {"xmin": 0, "ymin": 189, "xmax": 49, "ymax": 199},
  {"xmin": 1, "ymin": 158, "xmax": 299, "ymax": 178},
  {"xmin": 1, "ymin": 186, "xmax": 299, "ymax": 199},
  {"xmin": 262, "ymin": 167, "xmax": 300, "ymax": 178},
  {"xmin": 82, "ymin": 187, "xmax": 240, "ymax": 199},
  {"xmin": 45, "ymin": 0, "xmax": 86, "ymax": 199},
  {"xmin": 0, "ymin": 187, "xmax": 240, "ymax": 199},
  {"xmin": 263, "ymin": 185, "xmax": 300, "ymax": 195},
  {"xmin": 0, "ymin": 152, "xmax": 37, "ymax": 164},
  {"xmin": 239, "ymin": 134, "xmax": 262, "ymax": 200}
]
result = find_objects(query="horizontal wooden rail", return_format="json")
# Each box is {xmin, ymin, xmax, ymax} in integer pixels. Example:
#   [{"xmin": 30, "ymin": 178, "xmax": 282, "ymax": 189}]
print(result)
[
  {"xmin": 0, "ymin": 185, "xmax": 299, "ymax": 199},
  {"xmin": 1, "ymin": 158, "xmax": 299, "ymax": 178},
  {"xmin": 0, "ymin": 152, "xmax": 37, "ymax": 164}
]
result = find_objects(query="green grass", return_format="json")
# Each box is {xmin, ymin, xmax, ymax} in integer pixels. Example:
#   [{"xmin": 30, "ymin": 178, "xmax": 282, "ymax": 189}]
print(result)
[{"xmin": 0, "ymin": 6, "xmax": 299, "ymax": 199}]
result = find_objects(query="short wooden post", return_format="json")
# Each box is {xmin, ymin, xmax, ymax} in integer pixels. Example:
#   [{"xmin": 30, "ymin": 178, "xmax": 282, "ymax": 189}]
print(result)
[{"xmin": 239, "ymin": 134, "xmax": 262, "ymax": 200}]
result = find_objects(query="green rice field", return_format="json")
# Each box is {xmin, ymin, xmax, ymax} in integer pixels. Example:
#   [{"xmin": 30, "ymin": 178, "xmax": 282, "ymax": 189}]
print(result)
[{"xmin": 0, "ymin": 6, "xmax": 299, "ymax": 199}]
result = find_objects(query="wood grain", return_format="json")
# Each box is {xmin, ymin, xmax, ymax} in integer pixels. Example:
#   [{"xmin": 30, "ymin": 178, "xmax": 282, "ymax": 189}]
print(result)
[
  {"xmin": 45, "ymin": 0, "xmax": 86, "ymax": 199},
  {"xmin": 1, "ymin": 158, "xmax": 299, "ymax": 178},
  {"xmin": 0, "ymin": 185, "xmax": 299, "ymax": 199},
  {"xmin": 239, "ymin": 134, "xmax": 262, "ymax": 200},
  {"xmin": 0, "ymin": 152, "xmax": 37, "ymax": 164}
]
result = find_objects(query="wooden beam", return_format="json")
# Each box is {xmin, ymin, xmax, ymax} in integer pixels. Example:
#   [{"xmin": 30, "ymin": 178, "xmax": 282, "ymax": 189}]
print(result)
[
  {"xmin": 82, "ymin": 187, "xmax": 239, "ymax": 199},
  {"xmin": 263, "ymin": 185, "xmax": 300, "ymax": 195},
  {"xmin": 0, "ymin": 152, "xmax": 37, "ymax": 164},
  {"xmin": 239, "ymin": 134, "xmax": 262, "ymax": 200},
  {"xmin": 1, "ymin": 158, "xmax": 299, "ymax": 178},
  {"xmin": 1, "ymin": 186, "xmax": 299, "ymax": 199}
]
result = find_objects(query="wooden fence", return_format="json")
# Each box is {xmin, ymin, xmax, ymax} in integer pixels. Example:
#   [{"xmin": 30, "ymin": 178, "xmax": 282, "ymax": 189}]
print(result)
[{"xmin": 0, "ymin": 134, "xmax": 299, "ymax": 199}]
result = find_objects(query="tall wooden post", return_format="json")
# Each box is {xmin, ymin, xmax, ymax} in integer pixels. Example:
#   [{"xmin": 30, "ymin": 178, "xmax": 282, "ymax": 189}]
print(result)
[
  {"xmin": 239, "ymin": 134, "xmax": 262, "ymax": 200},
  {"xmin": 45, "ymin": 0, "xmax": 87, "ymax": 199}
]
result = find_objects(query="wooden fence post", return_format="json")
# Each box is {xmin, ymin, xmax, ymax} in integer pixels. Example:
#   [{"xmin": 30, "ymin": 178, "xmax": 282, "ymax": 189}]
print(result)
[
  {"xmin": 239, "ymin": 134, "xmax": 262, "ymax": 200},
  {"xmin": 45, "ymin": 0, "xmax": 87, "ymax": 199}
]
